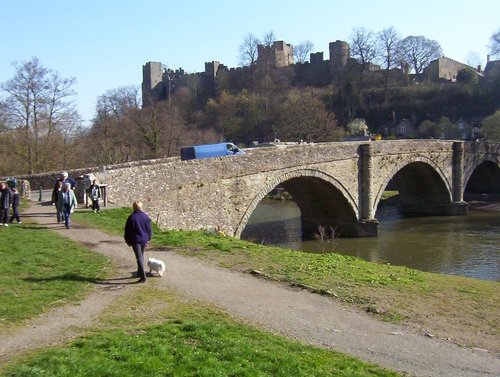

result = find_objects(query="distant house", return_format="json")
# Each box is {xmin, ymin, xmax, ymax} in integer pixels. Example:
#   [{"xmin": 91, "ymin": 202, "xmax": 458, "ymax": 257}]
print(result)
[
  {"xmin": 395, "ymin": 119, "xmax": 417, "ymax": 138},
  {"xmin": 484, "ymin": 56, "xmax": 500, "ymax": 79},
  {"xmin": 377, "ymin": 120, "xmax": 396, "ymax": 138}
]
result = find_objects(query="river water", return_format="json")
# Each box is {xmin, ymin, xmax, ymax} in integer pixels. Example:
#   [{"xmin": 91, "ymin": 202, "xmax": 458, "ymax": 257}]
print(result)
[{"xmin": 241, "ymin": 199, "xmax": 500, "ymax": 282}]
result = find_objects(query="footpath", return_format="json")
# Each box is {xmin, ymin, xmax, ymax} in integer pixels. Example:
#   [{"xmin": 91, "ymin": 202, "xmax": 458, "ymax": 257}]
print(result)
[{"xmin": 1, "ymin": 200, "xmax": 499, "ymax": 377}]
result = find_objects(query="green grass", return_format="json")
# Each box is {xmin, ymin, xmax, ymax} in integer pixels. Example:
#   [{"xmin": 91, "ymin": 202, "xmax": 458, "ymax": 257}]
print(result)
[
  {"xmin": 72, "ymin": 207, "xmax": 499, "ymax": 352},
  {"xmin": 2, "ymin": 287, "xmax": 399, "ymax": 377},
  {"xmin": 0, "ymin": 223, "xmax": 108, "ymax": 328}
]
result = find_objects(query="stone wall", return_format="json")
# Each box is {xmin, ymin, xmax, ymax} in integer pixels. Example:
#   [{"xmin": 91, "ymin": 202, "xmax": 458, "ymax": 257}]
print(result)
[{"xmin": 11, "ymin": 141, "xmax": 499, "ymax": 238}]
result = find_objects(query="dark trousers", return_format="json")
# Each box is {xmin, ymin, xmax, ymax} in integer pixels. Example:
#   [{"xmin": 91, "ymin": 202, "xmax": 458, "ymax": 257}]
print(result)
[
  {"xmin": 63, "ymin": 203, "xmax": 72, "ymax": 229},
  {"xmin": 91, "ymin": 199, "xmax": 100, "ymax": 211},
  {"xmin": 0, "ymin": 208, "xmax": 9, "ymax": 223},
  {"xmin": 9, "ymin": 206, "xmax": 20, "ymax": 223},
  {"xmin": 132, "ymin": 244, "xmax": 146, "ymax": 281}
]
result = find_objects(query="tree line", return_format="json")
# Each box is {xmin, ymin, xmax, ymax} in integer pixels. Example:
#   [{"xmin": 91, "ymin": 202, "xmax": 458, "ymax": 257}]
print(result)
[{"xmin": 0, "ymin": 28, "xmax": 499, "ymax": 176}]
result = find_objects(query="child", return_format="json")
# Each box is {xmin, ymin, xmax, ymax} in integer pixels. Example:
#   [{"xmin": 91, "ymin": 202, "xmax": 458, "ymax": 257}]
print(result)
[
  {"xmin": 88, "ymin": 180, "xmax": 101, "ymax": 213},
  {"xmin": 9, "ymin": 188, "xmax": 21, "ymax": 224}
]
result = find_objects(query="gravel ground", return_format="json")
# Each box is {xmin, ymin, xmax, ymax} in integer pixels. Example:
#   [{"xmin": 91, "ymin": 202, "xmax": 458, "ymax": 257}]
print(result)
[{"xmin": 1, "ymin": 200, "xmax": 499, "ymax": 377}]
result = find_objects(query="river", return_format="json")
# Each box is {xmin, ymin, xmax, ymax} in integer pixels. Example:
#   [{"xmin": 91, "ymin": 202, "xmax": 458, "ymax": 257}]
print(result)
[{"xmin": 241, "ymin": 199, "xmax": 500, "ymax": 282}]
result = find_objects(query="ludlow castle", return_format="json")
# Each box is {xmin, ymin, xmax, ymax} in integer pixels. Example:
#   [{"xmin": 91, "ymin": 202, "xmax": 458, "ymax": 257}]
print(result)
[{"xmin": 142, "ymin": 39, "xmax": 497, "ymax": 107}]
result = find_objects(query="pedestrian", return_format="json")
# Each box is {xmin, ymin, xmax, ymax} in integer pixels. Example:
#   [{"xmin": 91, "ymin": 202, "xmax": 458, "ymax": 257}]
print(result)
[
  {"xmin": 88, "ymin": 180, "xmax": 101, "ymax": 213},
  {"xmin": 52, "ymin": 180, "xmax": 64, "ymax": 223},
  {"xmin": 124, "ymin": 201, "xmax": 152, "ymax": 283},
  {"xmin": 0, "ymin": 182, "xmax": 12, "ymax": 226},
  {"xmin": 61, "ymin": 182, "xmax": 77, "ymax": 229},
  {"xmin": 61, "ymin": 171, "xmax": 76, "ymax": 190},
  {"xmin": 8, "ymin": 188, "xmax": 21, "ymax": 224}
]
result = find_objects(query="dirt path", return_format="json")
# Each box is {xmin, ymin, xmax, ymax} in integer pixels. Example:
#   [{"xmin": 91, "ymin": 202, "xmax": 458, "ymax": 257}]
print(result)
[{"xmin": 1, "ymin": 201, "xmax": 499, "ymax": 377}]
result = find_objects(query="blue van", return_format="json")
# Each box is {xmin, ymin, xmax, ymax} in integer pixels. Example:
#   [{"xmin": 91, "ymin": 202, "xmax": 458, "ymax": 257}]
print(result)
[{"xmin": 180, "ymin": 142, "xmax": 245, "ymax": 161}]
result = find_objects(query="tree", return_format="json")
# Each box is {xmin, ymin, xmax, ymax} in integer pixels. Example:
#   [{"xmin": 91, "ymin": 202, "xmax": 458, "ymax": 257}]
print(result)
[
  {"xmin": 346, "ymin": 118, "xmax": 369, "ymax": 136},
  {"xmin": 349, "ymin": 27, "xmax": 377, "ymax": 92},
  {"xmin": 399, "ymin": 35, "xmax": 442, "ymax": 74},
  {"xmin": 0, "ymin": 57, "xmax": 79, "ymax": 173},
  {"xmin": 294, "ymin": 40, "xmax": 314, "ymax": 63},
  {"xmin": 262, "ymin": 30, "xmax": 276, "ymax": 47},
  {"xmin": 465, "ymin": 51, "xmax": 482, "ymax": 68},
  {"xmin": 438, "ymin": 116, "xmax": 455, "ymax": 139},
  {"xmin": 489, "ymin": 29, "xmax": 500, "ymax": 57},
  {"xmin": 273, "ymin": 91, "xmax": 341, "ymax": 143},
  {"xmin": 481, "ymin": 109, "xmax": 500, "ymax": 141},
  {"xmin": 417, "ymin": 120, "xmax": 443, "ymax": 138},
  {"xmin": 84, "ymin": 86, "xmax": 140, "ymax": 164},
  {"xmin": 376, "ymin": 27, "xmax": 402, "ymax": 97},
  {"xmin": 239, "ymin": 33, "xmax": 260, "ymax": 66},
  {"xmin": 457, "ymin": 67, "xmax": 479, "ymax": 85}
]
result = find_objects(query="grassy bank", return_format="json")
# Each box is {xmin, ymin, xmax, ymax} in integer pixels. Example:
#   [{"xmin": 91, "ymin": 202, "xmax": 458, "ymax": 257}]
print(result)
[
  {"xmin": 73, "ymin": 208, "xmax": 499, "ymax": 353},
  {"xmin": 1, "ymin": 217, "xmax": 401, "ymax": 376},
  {"xmin": 0, "ymin": 223, "xmax": 108, "ymax": 331},
  {"xmin": 2, "ymin": 286, "xmax": 399, "ymax": 377}
]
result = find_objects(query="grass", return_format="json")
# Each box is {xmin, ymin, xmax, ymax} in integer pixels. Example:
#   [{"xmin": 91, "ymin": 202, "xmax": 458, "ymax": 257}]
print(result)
[
  {"xmin": 2, "ymin": 287, "xmax": 400, "ymax": 377},
  {"xmin": 0, "ymin": 223, "xmax": 108, "ymax": 330},
  {"xmin": 73, "ymin": 207, "xmax": 499, "ymax": 352},
  {"xmin": 0, "ymin": 205, "xmax": 403, "ymax": 376}
]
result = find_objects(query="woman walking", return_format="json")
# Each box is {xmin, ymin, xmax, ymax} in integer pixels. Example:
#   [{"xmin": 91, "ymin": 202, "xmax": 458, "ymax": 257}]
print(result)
[{"xmin": 124, "ymin": 201, "xmax": 152, "ymax": 283}]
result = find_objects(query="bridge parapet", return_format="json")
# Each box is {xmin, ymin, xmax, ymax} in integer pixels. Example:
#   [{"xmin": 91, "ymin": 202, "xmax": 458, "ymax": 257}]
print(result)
[{"xmin": 11, "ymin": 141, "xmax": 499, "ymax": 238}]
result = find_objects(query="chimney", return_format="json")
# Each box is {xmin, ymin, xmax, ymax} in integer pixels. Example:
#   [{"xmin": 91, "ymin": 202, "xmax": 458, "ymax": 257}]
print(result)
[{"xmin": 477, "ymin": 65, "xmax": 481, "ymax": 72}]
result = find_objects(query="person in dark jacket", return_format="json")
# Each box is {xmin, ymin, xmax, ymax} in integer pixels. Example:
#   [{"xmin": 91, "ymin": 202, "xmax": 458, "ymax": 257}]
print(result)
[
  {"xmin": 8, "ymin": 188, "xmax": 21, "ymax": 224},
  {"xmin": 124, "ymin": 201, "xmax": 152, "ymax": 283},
  {"xmin": 51, "ymin": 180, "xmax": 64, "ymax": 223},
  {"xmin": 0, "ymin": 182, "xmax": 12, "ymax": 226},
  {"xmin": 88, "ymin": 180, "xmax": 101, "ymax": 213}
]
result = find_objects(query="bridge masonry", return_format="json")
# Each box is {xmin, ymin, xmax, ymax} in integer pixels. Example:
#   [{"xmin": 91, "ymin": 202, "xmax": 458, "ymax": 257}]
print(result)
[
  {"xmin": 14, "ymin": 140, "xmax": 500, "ymax": 239},
  {"xmin": 90, "ymin": 140, "xmax": 498, "ymax": 238}
]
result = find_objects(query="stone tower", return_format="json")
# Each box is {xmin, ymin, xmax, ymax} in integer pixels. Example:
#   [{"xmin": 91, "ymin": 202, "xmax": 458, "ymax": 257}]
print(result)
[
  {"xmin": 257, "ymin": 41, "xmax": 294, "ymax": 68},
  {"xmin": 142, "ymin": 61, "xmax": 165, "ymax": 106},
  {"xmin": 329, "ymin": 40, "xmax": 350, "ymax": 67}
]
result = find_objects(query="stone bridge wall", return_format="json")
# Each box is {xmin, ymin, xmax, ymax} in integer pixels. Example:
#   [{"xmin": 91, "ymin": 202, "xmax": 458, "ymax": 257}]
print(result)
[{"xmin": 9, "ymin": 141, "xmax": 499, "ymax": 238}]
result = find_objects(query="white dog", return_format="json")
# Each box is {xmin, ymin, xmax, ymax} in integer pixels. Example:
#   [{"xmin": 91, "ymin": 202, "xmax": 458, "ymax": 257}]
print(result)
[{"xmin": 147, "ymin": 257, "xmax": 166, "ymax": 277}]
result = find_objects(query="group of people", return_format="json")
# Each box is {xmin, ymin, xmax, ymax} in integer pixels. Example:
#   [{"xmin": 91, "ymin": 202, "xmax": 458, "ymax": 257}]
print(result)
[
  {"xmin": 0, "ymin": 180, "xmax": 21, "ymax": 226},
  {"xmin": 49, "ymin": 171, "xmax": 152, "ymax": 284},
  {"xmin": 51, "ymin": 172, "xmax": 104, "ymax": 229}
]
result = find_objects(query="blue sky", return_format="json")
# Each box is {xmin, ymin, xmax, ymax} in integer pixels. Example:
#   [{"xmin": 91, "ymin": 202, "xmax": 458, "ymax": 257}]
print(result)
[{"xmin": 1, "ymin": 0, "xmax": 499, "ymax": 126}]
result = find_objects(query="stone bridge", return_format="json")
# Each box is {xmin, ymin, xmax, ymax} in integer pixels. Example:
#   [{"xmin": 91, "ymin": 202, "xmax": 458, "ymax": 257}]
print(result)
[
  {"xmin": 87, "ymin": 140, "xmax": 499, "ymax": 238},
  {"xmin": 17, "ymin": 140, "xmax": 499, "ymax": 238}
]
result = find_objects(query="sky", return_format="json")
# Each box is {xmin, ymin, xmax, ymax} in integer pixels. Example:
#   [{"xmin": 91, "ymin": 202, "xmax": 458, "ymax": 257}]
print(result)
[{"xmin": 1, "ymin": 0, "xmax": 499, "ymax": 126}]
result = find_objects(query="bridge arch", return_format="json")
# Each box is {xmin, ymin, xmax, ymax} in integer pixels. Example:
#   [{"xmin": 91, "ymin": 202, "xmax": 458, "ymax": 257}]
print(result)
[
  {"xmin": 373, "ymin": 157, "xmax": 452, "ymax": 215},
  {"xmin": 235, "ymin": 169, "xmax": 358, "ymax": 239},
  {"xmin": 464, "ymin": 159, "xmax": 500, "ymax": 198}
]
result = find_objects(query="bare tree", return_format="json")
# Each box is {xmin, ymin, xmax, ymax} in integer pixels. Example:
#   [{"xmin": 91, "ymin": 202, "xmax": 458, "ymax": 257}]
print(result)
[
  {"xmin": 399, "ymin": 35, "xmax": 442, "ymax": 74},
  {"xmin": 489, "ymin": 29, "xmax": 500, "ymax": 57},
  {"xmin": 376, "ymin": 26, "xmax": 402, "ymax": 97},
  {"xmin": 350, "ymin": 27, "xmax": 377, "ymax": 92},
  {"xmin": 1, "ymin": 57, "xmax": 79, "ymax": 173},
  {"xmin": 239, "ymin": 33, "xmax": 260, "ymax": 66},
  {"xmin": 85, "ymin": 86, "xmax": 140, "ymax": 164},
  {"xmin": 294, "ymin": 40, "xmax": 314, "ymax": 63},
  {"xmin": 465, "ymin": 51, "xmax": 482, "ymax": 68},
  {"xmin": 262, "ymin": 30, "xmax": 276, "ymax": 47}
]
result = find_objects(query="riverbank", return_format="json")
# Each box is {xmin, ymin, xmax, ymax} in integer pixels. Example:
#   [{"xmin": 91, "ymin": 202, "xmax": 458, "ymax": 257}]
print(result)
[
  {"xmin": 2, "ymin": 201, "xmax": 499, "ymax": 377},
  {"xmin": 70, "ymin": 206, "xmax": 500, "ymax": 357}
]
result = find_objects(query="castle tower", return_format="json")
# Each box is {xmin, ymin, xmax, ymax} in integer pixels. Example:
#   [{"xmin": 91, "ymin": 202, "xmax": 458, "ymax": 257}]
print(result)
[
  {"xmin": 329, "ymin": 40, "xmax": 350, "ymax": 67},
  {"xmin": 205, "ymin": 61, "xmax": 221, "ymax": 79},
  {"xmin": 142, "ymin": 61, "xmax": 165, "ymax": 106},
  {"xmin": 257, "ymin": 41, "xmax": 294, "ymax": 68}
]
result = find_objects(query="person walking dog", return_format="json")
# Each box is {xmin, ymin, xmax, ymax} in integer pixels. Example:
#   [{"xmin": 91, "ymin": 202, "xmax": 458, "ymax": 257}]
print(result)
[{"xmin": 124, "ymin": 201, "xmax": 152, "ymax": 283}]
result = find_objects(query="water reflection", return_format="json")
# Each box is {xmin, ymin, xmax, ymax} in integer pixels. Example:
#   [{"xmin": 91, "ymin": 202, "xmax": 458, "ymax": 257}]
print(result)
[{"xmin": 241, "ymin": 199, "xmax": 500, "ymax": 281}]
